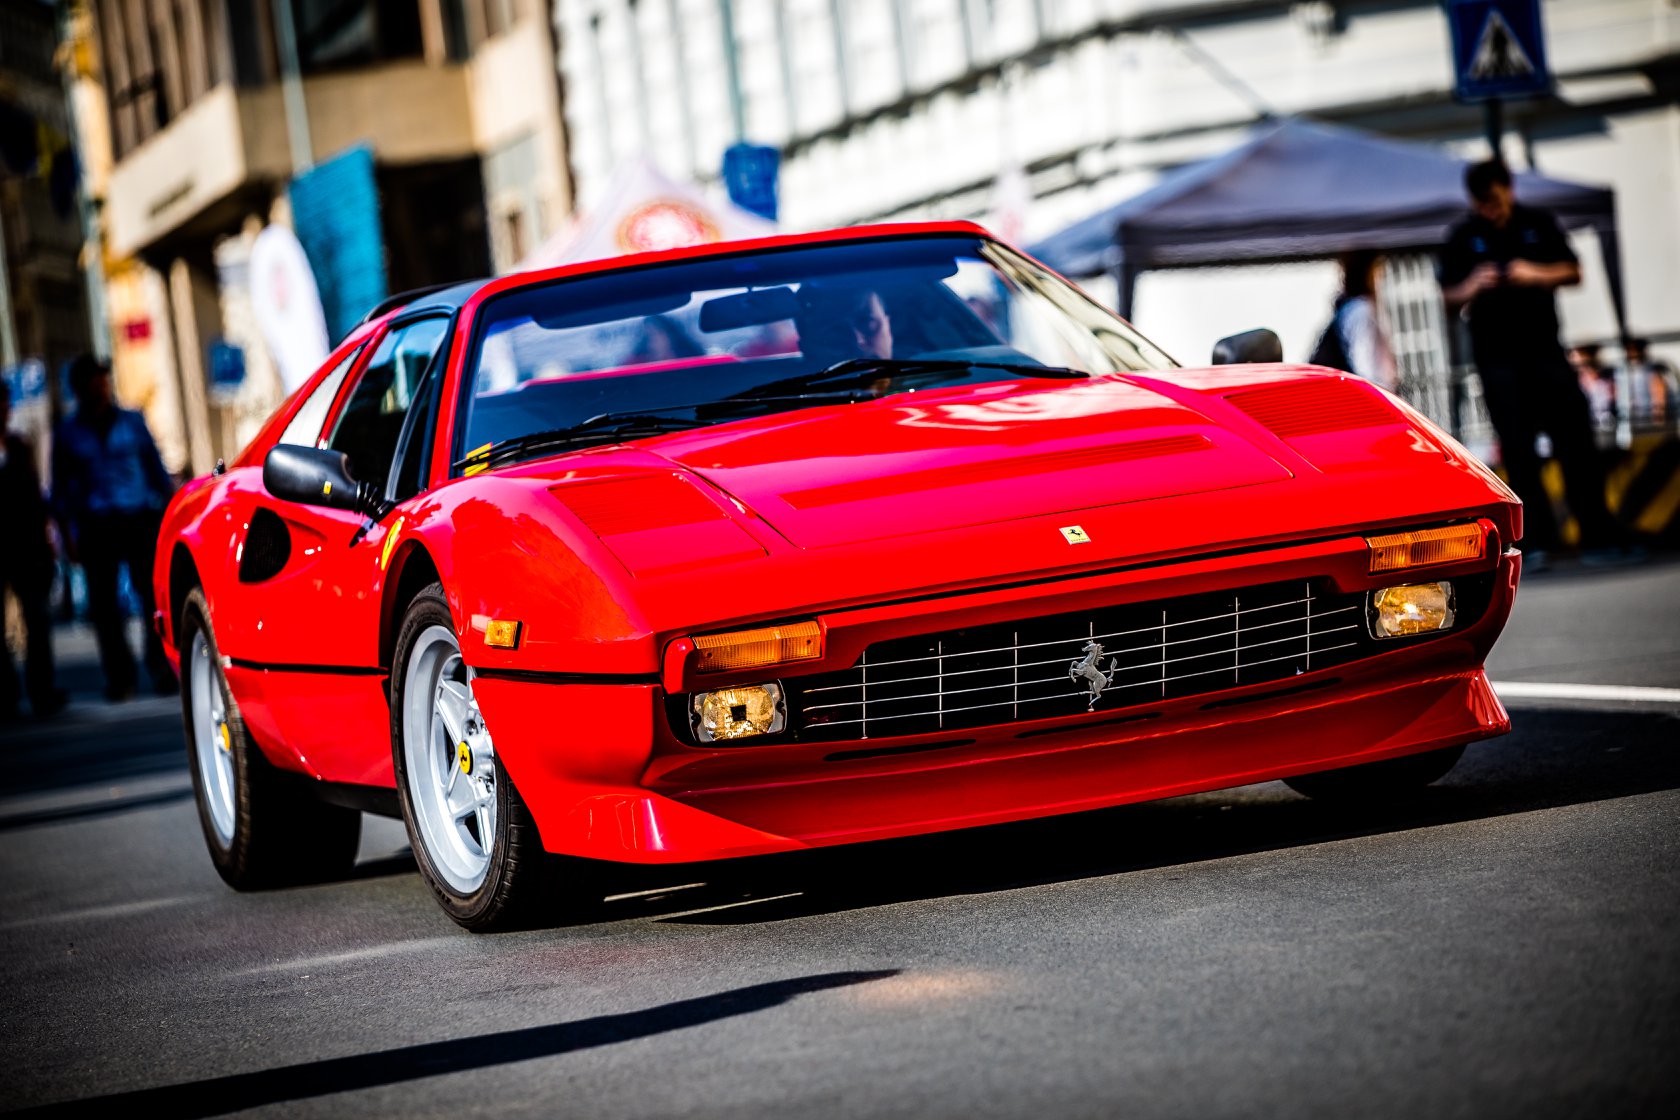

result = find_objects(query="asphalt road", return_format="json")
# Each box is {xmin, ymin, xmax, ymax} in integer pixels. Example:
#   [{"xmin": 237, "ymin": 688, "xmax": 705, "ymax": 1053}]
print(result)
[{"xmin": 2, "ymin": 557, "xmax": 1677, "ymax": 1118}]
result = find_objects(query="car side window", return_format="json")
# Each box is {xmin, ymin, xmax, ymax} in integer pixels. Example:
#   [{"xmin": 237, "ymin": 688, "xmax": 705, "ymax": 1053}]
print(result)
[
  {"xmin": 277, "ymin": 343, "xmax": 364, "ymax": 448},
  {"xmin": 387, "ymin": 340, "xmax": 450, "ymax": 504},
  {"xmin": 326, "ymin": 318, "xmax": 450, "ymax": 495}
]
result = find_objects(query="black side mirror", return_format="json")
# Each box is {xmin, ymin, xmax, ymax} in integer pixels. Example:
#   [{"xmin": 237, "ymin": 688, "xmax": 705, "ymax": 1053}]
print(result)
[
  {"xmin": 263, "ymin": 445, "xmax": 382, "ymax": 516},
  {"xmin": 1211, "ymin": 328, "xmax": 1283, "ymax": 365}
]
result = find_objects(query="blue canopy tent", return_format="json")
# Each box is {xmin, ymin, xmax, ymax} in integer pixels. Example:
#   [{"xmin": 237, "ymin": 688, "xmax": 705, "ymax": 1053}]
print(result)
[{"xmin": 1028, "ymin": 118, "xmax": 1627, "ymax": 340}]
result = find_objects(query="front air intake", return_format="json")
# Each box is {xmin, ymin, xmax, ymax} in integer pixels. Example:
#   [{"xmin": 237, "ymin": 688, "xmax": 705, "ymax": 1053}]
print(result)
[
  {"xmin": 552, "ymin": 473, "xmax": 725, "ymax": 537},
  {"xmin": 1225, "ymin": 380, "xmax": 1396, "ymax": 438}
]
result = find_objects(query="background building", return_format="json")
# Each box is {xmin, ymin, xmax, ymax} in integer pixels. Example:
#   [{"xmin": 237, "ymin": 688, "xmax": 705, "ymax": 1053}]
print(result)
[
  {"xmin": 76, "ymin": 0, "xmax": 573, "ymax": 474},
  {"xmin": 1, "ymin": 0, "xmax": 94, "ymax": 451},
  {"xmin": 554, "ymin": 0, "xmax": 1679, "ymax": 373}
]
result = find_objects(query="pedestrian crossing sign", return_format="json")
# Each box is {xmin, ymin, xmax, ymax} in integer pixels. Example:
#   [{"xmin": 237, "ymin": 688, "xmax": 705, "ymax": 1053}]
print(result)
[{"xmin": 1446, "ymin": 0, "xmax": 1551, "ymax": 102}]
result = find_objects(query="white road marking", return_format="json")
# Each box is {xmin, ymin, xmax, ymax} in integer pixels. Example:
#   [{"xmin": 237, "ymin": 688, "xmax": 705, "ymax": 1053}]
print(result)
[
  {"xmin": 0, "ymin": 896, "xmax": 194, "ymax": 931},
  {"xmin": 1491, "ymin": 681, "xmax": 1680, "ymax": 705},
  {"xmin": 602, "ymin": 882, "xmax": 706, "ymax": 902},
  {"xmin": 241, "ymin": 936, "xmax": 464, "ymax": 975},
  {"xmin": 653, "ymin": 892, "xmax": 805, "ymax": 921}
]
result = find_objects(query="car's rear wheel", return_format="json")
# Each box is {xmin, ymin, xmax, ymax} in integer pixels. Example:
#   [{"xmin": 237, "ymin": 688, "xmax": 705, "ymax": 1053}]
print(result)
[
  {"xmin": 391, "ymin": 583, "xmax": 565, "ymax": 931},
  {"xmin": 1283, "ymin": 744, "xmax": 1466, "ymax": 802},
  {"xmin": 180, "ymin": 588, "xmax": 361, "ymax": 888}
]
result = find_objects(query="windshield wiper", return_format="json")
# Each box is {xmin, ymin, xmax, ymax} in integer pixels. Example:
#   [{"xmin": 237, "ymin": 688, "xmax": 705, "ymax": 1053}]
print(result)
[
  {"xmin": 729, "ymin": 357, "xmax": 1087, "ymax": 401},
  {"xmin": 452, "ymin": 409, "xmax": 710, "ymax": 473}
]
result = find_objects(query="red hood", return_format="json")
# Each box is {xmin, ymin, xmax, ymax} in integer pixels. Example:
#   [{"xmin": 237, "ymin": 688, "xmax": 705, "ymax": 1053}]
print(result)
[{"xmin": 643, "ymin": 377, "xmax": 1293, "ymax": 548}]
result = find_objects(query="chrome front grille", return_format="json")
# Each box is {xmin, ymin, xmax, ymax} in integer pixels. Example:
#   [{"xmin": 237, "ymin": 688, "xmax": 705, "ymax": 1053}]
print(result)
[{"xmin": 787, "ymin": 580, "xmax": 1370, "ymax": 742}]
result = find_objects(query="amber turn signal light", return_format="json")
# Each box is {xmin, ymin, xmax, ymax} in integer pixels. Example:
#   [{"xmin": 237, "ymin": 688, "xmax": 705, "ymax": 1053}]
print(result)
[
  {"xmin": 1365, "ymin": 524, "xmax": 1484, "ymax": 574},
  {"xmin": 484, "ymin": 620, "xmax": 522, "ymax": 650},
  {"xmin": 692, "ymin": 621, "xmax": 822, "ymax": 674}
]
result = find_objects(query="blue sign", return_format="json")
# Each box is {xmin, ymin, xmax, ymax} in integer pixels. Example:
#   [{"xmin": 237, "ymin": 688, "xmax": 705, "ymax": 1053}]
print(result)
[
  {"xmin": 1447, "ymin": 0, "xmax": 1550, "ymax": 102},
  {"xmin": 289, "ymin": 145, "xmax": 389, "ymax": 343},
  {"xmin": 722, "ymin": 143, "xmax": 780, "ymax": 222},
  {"xmin": 208, "ymin": 339, "xmax": 246, "ymax": 401}
]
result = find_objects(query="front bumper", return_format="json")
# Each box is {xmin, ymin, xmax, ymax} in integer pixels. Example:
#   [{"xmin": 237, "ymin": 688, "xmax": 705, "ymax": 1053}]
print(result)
[{"xmin": 471, "ymin": 546, "xmax": 1519, "ymax": 864}]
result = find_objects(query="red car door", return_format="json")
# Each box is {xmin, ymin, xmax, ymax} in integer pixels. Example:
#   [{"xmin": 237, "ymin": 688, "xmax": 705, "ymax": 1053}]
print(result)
[{"xmin": 219, "ymin": 316, "xmax": 453, "ymax": 786}]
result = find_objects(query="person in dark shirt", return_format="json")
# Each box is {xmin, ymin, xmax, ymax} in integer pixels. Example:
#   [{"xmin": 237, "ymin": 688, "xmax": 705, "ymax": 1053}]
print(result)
[
  {"xmin": 1, "ymin": 379, "xmax": 67, "ymax": 719},
  {"xmin": 1440, "ymin": 159, "xmax": 1631, "ymax": 568},
  {"xmin": 52, "ymin": 355, "xmax": 177, "ymax": 700}
]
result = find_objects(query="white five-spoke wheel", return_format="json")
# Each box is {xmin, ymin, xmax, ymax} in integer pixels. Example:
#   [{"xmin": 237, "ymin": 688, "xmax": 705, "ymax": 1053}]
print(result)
[
  {"xmin": 402, "ymin": 625, "xmax": 498, "ymax": 894},
  {"xmin": 189, "ymin": 629, "xmax": 236, "ymax": 847},
  {"xmin": 391, "ymin": 582, "xmax": 572, "ymax": 931}
]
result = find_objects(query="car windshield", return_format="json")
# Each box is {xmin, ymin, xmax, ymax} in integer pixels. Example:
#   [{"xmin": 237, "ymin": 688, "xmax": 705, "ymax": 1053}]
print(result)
[{"xmin": 456, "ymin": 235, "xmax": 1176, "ymax": 470}]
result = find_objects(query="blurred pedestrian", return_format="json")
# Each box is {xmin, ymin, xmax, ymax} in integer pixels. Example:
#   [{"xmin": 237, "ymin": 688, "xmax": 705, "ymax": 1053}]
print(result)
[
  {"xmin": 1621, "ymin": 337, "xmax": 1675, "ymax": 432},
  {"xmin": 1310, "ymin": 249, "xmax": 1399, "ymax": 390},
  {"xmin": 627, "ymin": 314, "xmax": 703, "ymax": 366},
  {"xmin": 1567, "ymin": 343, "xmax": 1617, "ymax": 445},
  {"xmin": 1440, "ymin": 159, "xmax": 1635, "ymax": 569},
  {"xmin": 51, "ymin": 355, "xmax": 177, "ymax": 700},
  {"xmin": 0, "ymin": 379, "xmax": 67, "ymax": 720}
]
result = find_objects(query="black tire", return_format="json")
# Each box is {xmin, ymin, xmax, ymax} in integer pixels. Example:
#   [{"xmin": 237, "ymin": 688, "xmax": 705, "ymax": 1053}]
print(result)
[
  {"xmin": 390, "ymin": 582, "xmax": 570, "ymax": 931},
  {"xmin": 1283, "ymin": 744, "xmax": 1466, "ymax": 802},
  {"xmin": 179, "ymin": 588, "xmax": 361, "ymax": 889}
]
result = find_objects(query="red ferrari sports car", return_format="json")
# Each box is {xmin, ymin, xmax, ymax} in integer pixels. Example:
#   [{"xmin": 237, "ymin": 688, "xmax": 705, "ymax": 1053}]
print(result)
[{"xmin": 155, "ymin": 222, "xmax": 1520, "ymax": 930}]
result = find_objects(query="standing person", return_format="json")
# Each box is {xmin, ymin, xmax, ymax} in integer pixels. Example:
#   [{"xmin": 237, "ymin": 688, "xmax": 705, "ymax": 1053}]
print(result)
[
  {"xmin": 1310, "ymin": 249, "xmax": 1399, "ymax": 390},
  {"xmin": 0, "ymin": 379, "xmax": 67, "ymax": 720},
  {"xmin": 1440, "ymin": 159, "xmax": 1633, "ymax": 569},
  {"xmin": 51, "ymin": 355, "xmax": 177, "ymax": 700}
]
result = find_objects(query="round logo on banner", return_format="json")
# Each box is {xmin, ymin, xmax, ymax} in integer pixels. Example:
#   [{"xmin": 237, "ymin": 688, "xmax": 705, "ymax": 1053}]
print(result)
[{"xmin": 614, "ymin": 198, "xmax": 721, "ymax": 255}]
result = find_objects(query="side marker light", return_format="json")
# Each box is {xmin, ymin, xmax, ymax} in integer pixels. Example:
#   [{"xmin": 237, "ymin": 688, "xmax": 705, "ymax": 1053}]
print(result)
[{"xmin": 484, "ymin": 620, "xmax": 522, "ymax": 650}]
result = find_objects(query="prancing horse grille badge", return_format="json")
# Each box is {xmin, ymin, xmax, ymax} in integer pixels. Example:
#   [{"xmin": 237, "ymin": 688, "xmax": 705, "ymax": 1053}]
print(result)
[
  {"xmin": 1069, "ymin": 640, "xmax": 1119, "ymax": 710},
  {"xmin": 1060, "ymin": 525, "xmax": 1091, "ymax": 545}
]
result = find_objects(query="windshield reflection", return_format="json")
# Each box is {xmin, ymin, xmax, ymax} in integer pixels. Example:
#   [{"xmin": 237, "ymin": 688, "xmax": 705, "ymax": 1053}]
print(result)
[{"xmin": 459, "ymin": 236, "xmax": 1176, "ymax": 470}]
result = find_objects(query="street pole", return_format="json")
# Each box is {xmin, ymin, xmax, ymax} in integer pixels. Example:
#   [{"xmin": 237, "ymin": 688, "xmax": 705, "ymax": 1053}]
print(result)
[
  {"xmin": 1484, "ymin": 96, "xmax": 1504, "ymax": 157},
  {"xmin": 0, "ymin": 208, "xmax": 17, "ymax": 369},
  {"xmin": 272, "ymin": 0, "xmax": 314, "ymax": 174},
  {"xmin": 60, "ymin": 3, "xmax": 111, "ymax": 362},
  {"xmin": 717, "ymin": 0, "xmax": 746, "ymax": 144}
]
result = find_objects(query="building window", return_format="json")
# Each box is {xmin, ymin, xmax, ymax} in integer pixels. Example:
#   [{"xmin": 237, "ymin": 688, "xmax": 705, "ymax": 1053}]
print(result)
[{"xmin": 290, "ymin": 1, "xmax": 425, "ymax": 74}]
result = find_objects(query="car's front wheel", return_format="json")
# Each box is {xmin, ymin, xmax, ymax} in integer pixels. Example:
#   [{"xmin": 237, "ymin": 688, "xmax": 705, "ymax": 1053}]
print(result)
[
  {"xmin": 391, "ymin": 584, "xmax": 564, "ymax": 931},
  {"xmin": 1283, "ymin": 744, "xmax": 1466, "ymax": 802},
  {"xmin": 179, "ymin": 588, "xmax": 361, "ymax": 888}
]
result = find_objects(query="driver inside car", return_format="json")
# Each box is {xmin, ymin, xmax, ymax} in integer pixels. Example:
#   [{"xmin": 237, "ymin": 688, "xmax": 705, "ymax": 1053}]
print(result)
[{"xmin": 795, "ymin": 284, "xmax": 897, "ymax": 392}]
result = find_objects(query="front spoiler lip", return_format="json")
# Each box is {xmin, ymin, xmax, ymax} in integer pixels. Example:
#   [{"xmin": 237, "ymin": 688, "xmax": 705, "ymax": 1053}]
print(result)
[{"xmin": 530, "ymin": 663, "xmax": 1511, "ymax": 863}]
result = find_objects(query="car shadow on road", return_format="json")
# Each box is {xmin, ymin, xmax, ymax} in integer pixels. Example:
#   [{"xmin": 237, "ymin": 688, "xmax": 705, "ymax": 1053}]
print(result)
[
  {"xmin": 580, "ymin": 707, "xmax": 1680, "ymax": 928},
  {"xmin": 0, "ymin": 705, "xmax": 183, "ymax": 800},
  {"xmin": 8, "ymin": 969, "xmax": 897, "ymax": 1118},
  {"xmin": 0, "ymin": 787, "xmax": 194, "ymax": 832}
]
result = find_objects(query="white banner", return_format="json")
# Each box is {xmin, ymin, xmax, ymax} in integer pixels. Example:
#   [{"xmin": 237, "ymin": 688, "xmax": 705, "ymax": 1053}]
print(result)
[{"xmin": 249, "ymin": 225, "xmax": 330, "ymax": 393}]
